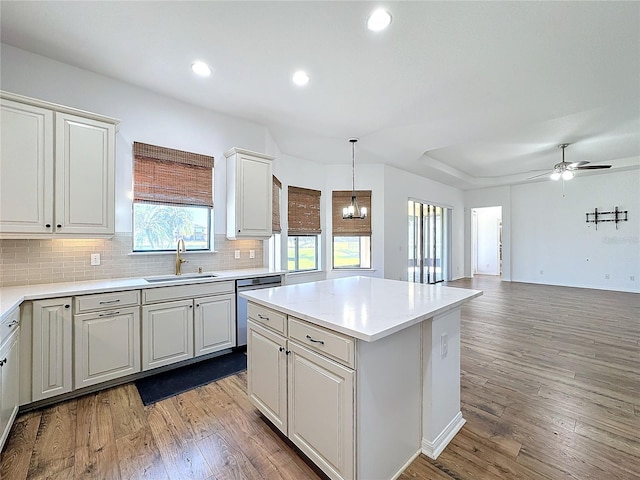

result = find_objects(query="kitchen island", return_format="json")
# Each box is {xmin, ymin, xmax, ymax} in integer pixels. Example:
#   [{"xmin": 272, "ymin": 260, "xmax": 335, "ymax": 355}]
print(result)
[{"xmin": 240, "ymin": 276, "xmax": 482, "ymax": 480}]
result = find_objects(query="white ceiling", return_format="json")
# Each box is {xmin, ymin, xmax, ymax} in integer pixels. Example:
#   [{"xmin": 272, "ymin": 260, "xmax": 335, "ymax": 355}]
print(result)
[{"xmin": 2, "ymin": 1, "xmax": 639, "ymax": 189}]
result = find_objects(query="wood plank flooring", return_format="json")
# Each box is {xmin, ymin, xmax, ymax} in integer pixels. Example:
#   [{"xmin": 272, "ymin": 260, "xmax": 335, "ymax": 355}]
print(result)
[{"xmin": 2, "ymin": 277, "xmax": 639, "ymax": 479}]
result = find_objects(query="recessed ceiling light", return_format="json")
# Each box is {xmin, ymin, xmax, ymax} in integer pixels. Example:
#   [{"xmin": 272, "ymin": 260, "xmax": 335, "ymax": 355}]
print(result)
[
  {"xmin": 191, "ymin": 61, "xmax": 212, "ymax": 77},
  {"xmin": 292, "ymin": 70, "xmax": 310, "ymax": 86},
  {"xmin": 367, "ymin": 8, "xmax": 392, "ymax": 31}
]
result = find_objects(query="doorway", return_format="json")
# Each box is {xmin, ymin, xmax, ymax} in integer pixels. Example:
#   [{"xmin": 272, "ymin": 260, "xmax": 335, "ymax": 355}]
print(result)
[
  {"xmin": 408, "ymin": 199, "xmax": 451, "ymax": 284},
  {"xmin": 471, "ymin": 206, "xmax": 502, "ymax": 276}
]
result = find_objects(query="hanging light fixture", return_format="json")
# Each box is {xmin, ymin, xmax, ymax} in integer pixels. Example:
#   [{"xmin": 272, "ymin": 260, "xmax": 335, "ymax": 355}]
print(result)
[{"xmin": 343, "ymin": 138, "xmax": 367, "ymax": 219}]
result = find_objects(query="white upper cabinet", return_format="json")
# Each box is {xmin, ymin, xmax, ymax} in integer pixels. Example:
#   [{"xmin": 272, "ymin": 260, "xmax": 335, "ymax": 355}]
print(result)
[
  {"xmin": 225, "ymin": 147, "xmax": 274, "ymax": 239},
  {"xmin": 0, "ymin": 92, "xmax": 118, "ymax": 239},
  {"xmin": 0, "ymin": 99, "xmax": 54, "ymax": 235}
]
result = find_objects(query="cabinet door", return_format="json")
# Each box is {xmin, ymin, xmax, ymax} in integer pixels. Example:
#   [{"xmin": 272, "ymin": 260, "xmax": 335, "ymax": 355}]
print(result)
[
  {"xmin": 237, "ymin": 153, "xmax": 272, "ymax": 237},
  {"xmin": 0, "ymin": 328, "xmax": 20, "ymax": 451},
  {"xmin": 32, "ymin": 298, "xmax": 72, "ymax": 401},
  {"xmin": 247, "ymin": 320, "xmax": 287, "ymax": 434},
  {"xmin": 0, "ymin": 99, "xmax": 54, "ymax": 235},
  {"xmin": 55, "ymin": 112, "xmax": 115, "ymax": 235},
  {"xmin": 142, "ymin": 300, "xmax": 193, "ymax": 371},
  {"xmin": 74, "ymin": 306, "xmax": 141, "ymax": 388},
  {"xmin": 288, "ymin": 341, "xmax": 355, "ymax": 480},
  {"xmin": 194, "ymin": 294, "xmax": 236, "ymax": 357}
]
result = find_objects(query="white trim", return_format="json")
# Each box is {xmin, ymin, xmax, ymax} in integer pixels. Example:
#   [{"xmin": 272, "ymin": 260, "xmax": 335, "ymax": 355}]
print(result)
[
  {"xmin": 421, "ymin": 411, "xmax": 465, "ymax": 459},
  {"xmin": 390, "ymin": 450, "xmax": 422, "ymax": 480}
]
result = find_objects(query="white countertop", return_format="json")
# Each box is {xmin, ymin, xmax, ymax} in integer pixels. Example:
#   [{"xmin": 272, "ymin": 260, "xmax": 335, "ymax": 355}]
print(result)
[
  {"xmin": 240, "ymin": 276, "xmax": 482, "ymax": 342},
  {"xmin": 0, "ymin": 268, "xmax": 285, "ymax": 321}
]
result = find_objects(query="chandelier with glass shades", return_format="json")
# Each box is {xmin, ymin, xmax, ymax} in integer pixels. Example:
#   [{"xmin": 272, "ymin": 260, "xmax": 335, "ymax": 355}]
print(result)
[{"xmin": 343, "ymin": 138, "xmax": 368, "ymax": 220}]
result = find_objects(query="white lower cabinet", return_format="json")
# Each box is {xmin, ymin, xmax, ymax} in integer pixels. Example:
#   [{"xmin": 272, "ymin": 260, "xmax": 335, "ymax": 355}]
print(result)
[
  {"xmin": 247, "ymin": 304, "xmax": 356, "ymax": 480},
  {"xmin": 194, "ymin": 293, "xmax": 236, "ymax": 357},
  {"xmin": 74, "ymin": 306, "xmax": 141, "ymax": 388},
  {"xmin": 247, "ymin": 320, "xmax": 288, "ymax": 433},
  {"xmin": 32, "ymin": 298, "xmax": 73, "ymax": 401},
  {"xmin": 142, "ymin": 299, "xmax": 194, "ymax": 371},
  {"xmin": 0, "ymin": 326, "xmax": 20, "ymax": 451},
  {"xmin": 288, "ymin": 341, "xmax": 355, "ymax": 480}
]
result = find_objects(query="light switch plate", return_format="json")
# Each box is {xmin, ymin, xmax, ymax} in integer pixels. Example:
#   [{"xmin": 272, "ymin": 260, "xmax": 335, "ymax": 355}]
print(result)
[
  {"xmin": 235, "ymin": 250, "xmax": 241, "ymax": 259},
  {"xmin": 249, "ymin": 250, "xmax": 255, "ymax": 259},
  {"xmin": 90, "ymin": 253, "xmax": 101, "ymax": 266}
]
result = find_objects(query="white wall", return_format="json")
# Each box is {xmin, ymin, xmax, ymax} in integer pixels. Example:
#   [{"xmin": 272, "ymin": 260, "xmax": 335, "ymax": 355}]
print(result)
[
  {"xmin": 383, "ymin": 165, "xmax": 466, "ymax": 282},
  {"xmin": 474, "ymin": 206, "xmax": 502, "ymax": 275},
  {"xmin": 510, "ymin": 170, "xmax": 639, "ymax": 292}
]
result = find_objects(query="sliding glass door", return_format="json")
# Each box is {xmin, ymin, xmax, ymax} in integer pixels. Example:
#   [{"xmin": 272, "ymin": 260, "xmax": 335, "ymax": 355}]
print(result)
[{"xmin": 408, "ymin": 200, "xmax": 450, "ymax": 284}]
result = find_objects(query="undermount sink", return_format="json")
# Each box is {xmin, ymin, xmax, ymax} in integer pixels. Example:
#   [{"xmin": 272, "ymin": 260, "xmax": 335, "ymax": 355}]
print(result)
[{"xmin": 144, "ymin": 273, "xmax": 217, "ymax": 283}]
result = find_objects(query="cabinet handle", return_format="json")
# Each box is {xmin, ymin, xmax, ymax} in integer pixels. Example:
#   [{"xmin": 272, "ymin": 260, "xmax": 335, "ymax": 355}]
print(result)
[
  {"xmin": 0, "ymin": 358, "xmax": 6, "ymax": 366},
  {"xmin": 7, "ymin": 320, "xmax": 18, "ymax": 328},
  {"xmin": 99, "ymin": 299, "xmax": 120, "ymax": 305},
  {"xmin": 45, "ymin": 224, "xmax": 51, "ymax": 228},
  {"xmin": 98, "ymin": 311, "xmax": 120, "ymax": 317},
  {"xmin": 305, "ymin": 334, "xmax": 325, "ymax": 345},
  {"xmin": 285, "ymin": 350, "xmax": 291, "ymax": 355},
  {"xmin": 257, "ymin": 313, "xmax": 269, "ymax": 321}
]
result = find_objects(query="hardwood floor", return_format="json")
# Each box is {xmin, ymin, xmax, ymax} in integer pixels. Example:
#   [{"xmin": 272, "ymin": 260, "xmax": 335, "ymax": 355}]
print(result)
[{"xmin": 2, "ymin": 277, "xmax": 639, "ymax": 479}]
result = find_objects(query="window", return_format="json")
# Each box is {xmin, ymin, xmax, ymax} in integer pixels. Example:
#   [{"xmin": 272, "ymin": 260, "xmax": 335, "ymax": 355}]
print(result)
[
  {"xmin": 288, "ymin": 186, "xmax": 321, "ymax": 272},
  {"xmin": 132, "ymin": 142, "xmax": 214, "ymax": 252},
  {"xmin": 270, "ymin": 176, "xmax": 282, "ymax": 270},
  {"xmin": 332, "ymin": 190, "xmax": 372, "ymax": 269}
]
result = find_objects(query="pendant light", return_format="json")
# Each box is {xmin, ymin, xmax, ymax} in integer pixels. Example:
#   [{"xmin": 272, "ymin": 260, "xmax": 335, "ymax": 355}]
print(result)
[{"xmin": 343, "ymin": 138, "xmax": 367, "ymax": 219}]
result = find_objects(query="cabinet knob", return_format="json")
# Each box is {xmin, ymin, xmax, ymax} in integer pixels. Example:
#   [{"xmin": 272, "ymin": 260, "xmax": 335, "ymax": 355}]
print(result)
[
  {"xmin": 64, "ymin": 304, "xmax": 70, "ymax": 308},
  {"xmin": 196, "ymin": 304, "xmax": 200, "ymax": 307},
  {"xmin": 57, "ymin": 224, "xmax": 62, "ymax": 228},
  {"xmin": 0, "ymin": 358, "xmax": 6, "ymax": 366},
  {"xmin": 279, "ymin": 346, "xmax": 284, "ymax": 352},
  {"xmin": 7, "ymin": 320, "xmax": 18, "ymax": 328},
  {"xmin": 189, "ymin": 305, "xmax": 193, "ymax": 308},
  {"xmin": 285, "ymin": 350, "xmax": 291, "ymax": 355},
  {"xmin": 45, "ymin": 224, "xmax": 51, "ymax": 228}
]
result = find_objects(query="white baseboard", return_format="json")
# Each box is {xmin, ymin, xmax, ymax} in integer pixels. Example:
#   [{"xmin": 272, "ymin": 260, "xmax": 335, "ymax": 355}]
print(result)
[
  {"xmin": 390, "ymin": 449, "xmax": 421, "ymax": 480},
  {"xmin": 421, "ymin": 412, "xmax": 465, "ymax": 460}
]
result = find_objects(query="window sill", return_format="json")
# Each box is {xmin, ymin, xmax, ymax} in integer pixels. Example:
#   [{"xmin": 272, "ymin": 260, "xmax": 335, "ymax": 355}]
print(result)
[
  {"xmin": 286, "ymin": 269, "xmax": 323, "ymax": 276},
  {"xmin": 331, "ymin": 268, "xmax": 376, "ymax": 272},
  {"xmin": 128, "ymin": 250, "xmax": 218, "ymax": 256}
]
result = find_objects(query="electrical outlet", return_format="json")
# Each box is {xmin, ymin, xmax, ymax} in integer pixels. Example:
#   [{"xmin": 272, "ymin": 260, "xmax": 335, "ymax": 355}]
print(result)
[
  {"xmin": 249, "ymin": 250, "xmax": 255, "ymax": 259},
  {"xmin": 604, "ymin": 274, "xmax": 610, "ymax": 279},
  {"xmin": 440, "ymin": 333, "xmax": 448, "ymax": 359},
  {"xmin": 90, "ymin": 253, "xmax": 101, "ymax": 266},
  {"xmin": 234, "ymin": 250, "xmax": 240, "ymax": 259}
]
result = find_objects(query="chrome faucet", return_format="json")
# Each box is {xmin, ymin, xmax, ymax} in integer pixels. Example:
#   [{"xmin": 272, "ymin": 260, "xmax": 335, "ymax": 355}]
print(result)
[{"xmin": 176, "ymin": 238, "xmax": 188, "ymax": 275}]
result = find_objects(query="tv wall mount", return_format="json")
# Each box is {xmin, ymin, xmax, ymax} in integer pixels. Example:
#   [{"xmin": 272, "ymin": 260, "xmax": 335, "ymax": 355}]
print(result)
[{"xmin": 585, "ymin": 206, "xmax": 628, "ymax": 230}]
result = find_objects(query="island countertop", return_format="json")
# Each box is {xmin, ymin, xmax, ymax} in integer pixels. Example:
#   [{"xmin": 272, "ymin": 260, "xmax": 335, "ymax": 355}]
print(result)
[{"xmin": 239, "ymin": 276, "xmax": 482, "ymax": 342}]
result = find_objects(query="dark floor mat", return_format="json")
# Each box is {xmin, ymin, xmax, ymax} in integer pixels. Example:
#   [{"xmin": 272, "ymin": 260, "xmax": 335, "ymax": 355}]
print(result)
[{"xmin": 135, "ymin": 350, "xmax": 246, "ymax": 405}]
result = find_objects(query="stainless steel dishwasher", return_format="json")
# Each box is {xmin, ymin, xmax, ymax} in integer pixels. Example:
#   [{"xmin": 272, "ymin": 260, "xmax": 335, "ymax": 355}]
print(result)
[{"xmin": 236, "ymin": 275, "xmax": 282, "ymax": 347}]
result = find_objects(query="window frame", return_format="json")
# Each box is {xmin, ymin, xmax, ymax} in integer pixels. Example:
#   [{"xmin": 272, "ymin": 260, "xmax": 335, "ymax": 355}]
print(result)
[
  {"xmin": 332, "ymin": 235, "xmax": 371, "ymax": 269},
  {"xmin": 287, "ymin": 234, "xmax": 319, "ymax": 272}
]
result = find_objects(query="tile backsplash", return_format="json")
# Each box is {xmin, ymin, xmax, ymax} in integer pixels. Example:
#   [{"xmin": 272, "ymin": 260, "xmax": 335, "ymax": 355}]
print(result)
[{"xmin": 0, "ymin": 233, "xmax": 264, "ymax": 287}]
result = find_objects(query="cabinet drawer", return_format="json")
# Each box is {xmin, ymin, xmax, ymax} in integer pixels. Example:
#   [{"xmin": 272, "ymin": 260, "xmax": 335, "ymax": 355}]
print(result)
[
  {"xmin": 0, "ymin": 306, "xmax": 20, "ymax": 348},
  {"xmin": 143, "ymin": 281, "xmax": 234, "ymax": 304},
  {"xmin": 75, "ymin": 290, "xmax": 140, "ymax": 313},
  {"xmin": 248, "ymin": 302, "xmax": 286, "ymax": 335},
  {"xmin": 289, "ymin": 317, "xmax": 355, "ymax": 368}
]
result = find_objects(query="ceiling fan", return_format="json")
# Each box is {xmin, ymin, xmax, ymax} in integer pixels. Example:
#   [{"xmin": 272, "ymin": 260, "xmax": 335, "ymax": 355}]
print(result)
[{"xmin": 531, "ymin": 144, "xmax": 612, "ymax": 180}]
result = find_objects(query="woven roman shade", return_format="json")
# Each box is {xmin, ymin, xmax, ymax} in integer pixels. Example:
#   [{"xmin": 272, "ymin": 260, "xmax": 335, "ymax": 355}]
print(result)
[
  {"xmin": 288, "ymin": 186, "xmax": 321, "ymax": 235},
  {"xmin": 272, "ymin": 176, "xmax": 282, "ymax": 233},
  {"xmin": 332, "ymin": 191, "xmax": 372, "ymax": 235},
  {"xmin": 133, "ymin": 141, "xmax": 214, "ymax": 207}
]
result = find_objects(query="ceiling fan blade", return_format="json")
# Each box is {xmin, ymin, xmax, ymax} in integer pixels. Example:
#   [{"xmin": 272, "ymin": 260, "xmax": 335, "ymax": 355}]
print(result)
[
  {"xmin": 528, "ymin": 171, "xmax": 553, "ymax": 179},
  {"xmin": 568, "ymin": 161, "xmax": 589, "ymax": 168},
  {"xmin": 574, "ymin": 165, "xmax": 612, "ymax": 170}
]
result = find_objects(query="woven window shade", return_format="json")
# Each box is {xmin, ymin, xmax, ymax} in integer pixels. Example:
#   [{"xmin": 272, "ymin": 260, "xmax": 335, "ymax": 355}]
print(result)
[
  {"xmin": 332, "ymin": 190, "xmax": 372, "ymax": 236},
  {"xmin": 288, "ymin": 186, "xmax": 321, "ymax": 235},
  {"xmin": 272, "ymin": 176, "xmax": 282, "ymax": 233},
  {"xmin": 133, "ymin": 142, "xmax": 214, "ymax": 207}
]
